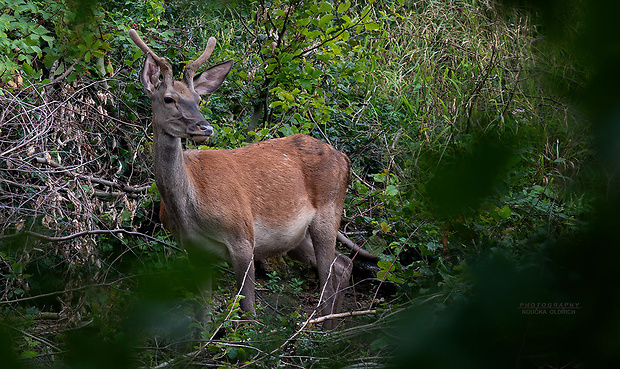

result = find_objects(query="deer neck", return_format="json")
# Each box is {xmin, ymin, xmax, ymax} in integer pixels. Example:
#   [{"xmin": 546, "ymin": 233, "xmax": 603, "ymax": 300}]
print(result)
[{"xmin": 152, "ymin": 125, "xmax": 197, "ymax": 222}]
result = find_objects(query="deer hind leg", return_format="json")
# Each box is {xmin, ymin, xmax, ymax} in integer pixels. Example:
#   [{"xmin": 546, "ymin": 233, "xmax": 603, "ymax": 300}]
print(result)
[
  {"xmin": 308, "ymin": 217, "xmax": 353, "ymax": 325},
  {"xmin": 287, "ymin": 234, "xmax": 317, "ymax": 267},
  {"xmin": 288, "ymin": 234, "xmax": 354, "ymax": 295},
  {"xmin": 288, "ymin": 233, "xmax": 352, "ymax": 329},
  {"xmin": 331, "ymin": 251, "xmax": 352, "ymax": 313}
]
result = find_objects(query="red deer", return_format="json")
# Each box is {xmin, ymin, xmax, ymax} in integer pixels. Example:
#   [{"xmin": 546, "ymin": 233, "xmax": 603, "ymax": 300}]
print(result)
[{"xmin": 129, "ymin": 29, "xmax": 372, "ymax": 327}]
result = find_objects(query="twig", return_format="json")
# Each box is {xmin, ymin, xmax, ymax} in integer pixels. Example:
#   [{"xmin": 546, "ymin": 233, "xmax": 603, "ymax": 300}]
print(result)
[
  {"xmin": 0, "ymin": 321, "xmax": 60, "ymax": 352},
  {"xmin": 0, "ymin": 275, "xmax": 136, "ymax": 305},
  {"xmin": 307, "ymin": 309, "xmax": 378, "ymax": 325},
  {"xmin": 0, "ymin": 228, "xmax": 180, "ymax": 251},
  {"xmin": 46, "ymin": 56, "xmax": 83, "ymax": 86},
  {"xmin": 34, "ymin": 156, "xmax": 151, "ymax": 195}
]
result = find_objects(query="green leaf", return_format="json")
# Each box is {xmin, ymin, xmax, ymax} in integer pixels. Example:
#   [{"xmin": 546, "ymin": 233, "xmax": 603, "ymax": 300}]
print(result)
[
  {"xmin": 370, "ymin": 337, "xmax": 389, "ymax": 351},
  {"xmin": 419, "ymin": 241, "xmax": 441, "ymax": 256},
  {"xmin": 300, "ymin": 78, "xmax": 313, "ymax": 89},
  {"xmin": 22, "ymin": 61, "xmax": 34, "ymax": 76},
  {"xmin": 318, "ymin": 1, "xmax": 333, "ymax": 12},
  {"xmin": 366, "ymin": 235, "xmax": 388, "ymax": 254},
  {"xmin": 54, "ymin": 62, "xmax": 65, "ymax": 76},
  {"xmin": 385, "ymin": 184, "xmax": 399, "ymax": 197},
  {"xmin": 11, "ymin": 262, "xmax": 23, "ymax": 275},
  {"xmin": 337, "ymin": 0, "xmax": 351, "ymax": 14},
  {"xmin": 497, "ymin": 205, "xmax": 512, "ymax": 219},
  {"xmin": 373, "ymin": 173, "xmax": 387, "ymax": 182},
  {"xmin": 91, "ymin": 50, "xmax": 105, "ymax": 59},
  {"xmin": 41, "ymin": 34, "xmax": 54, "ymax": 44},
  {"xmin": 226, "ymin": 347, "xmax": 238, "ymax": 360},
  {"xmin": 318, "ymin": 14, "xmax": 334, "ymax": 28},
  {"xmin": 21, "ymin": 351, "xmax": 38, "ymax": 359},
  {"xmin": 365, "ymin": 22, "xmax": 381, "ymax": 31},
  {"xmin": 279, "ymin": 90, "xmax": 294, "ymax": 102},
  {"xmin": 272, "ymin": 9, "xmax": 286, "ymax": 17},
  {"xmin": 377, "ymin": 260, "xmax": 394, "ymax": 272},
  {"xmin": 120, "ymin": 209, "xmax": 132, "ymax": 222}
]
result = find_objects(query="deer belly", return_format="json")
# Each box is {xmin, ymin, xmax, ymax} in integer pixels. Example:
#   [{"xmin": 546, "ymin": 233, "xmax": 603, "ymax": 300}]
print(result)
[{"xmin": 253, "ymin": 212, "xmax": 313, "ymax": 260}]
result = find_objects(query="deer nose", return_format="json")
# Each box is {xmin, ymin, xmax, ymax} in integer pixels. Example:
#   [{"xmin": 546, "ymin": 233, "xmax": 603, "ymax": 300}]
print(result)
[{"xmin": 199, "ymin": 123, "xmax": 213, "ymax": 137}]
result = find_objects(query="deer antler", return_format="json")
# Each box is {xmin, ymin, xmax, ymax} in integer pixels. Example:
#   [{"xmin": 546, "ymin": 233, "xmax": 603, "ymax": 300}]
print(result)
[
  {"xmin": 128, "ymin": 29, "xmax": 173, "ymax": 86},
  {"xmin": 183, "ymin": 37, "xmax": 217, "ymax": 92}
]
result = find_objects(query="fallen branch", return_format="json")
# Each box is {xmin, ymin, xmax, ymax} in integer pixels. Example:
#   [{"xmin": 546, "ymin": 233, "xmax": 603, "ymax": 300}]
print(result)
[
  {"xmin": 34, "ymin": 156, "xmax": 151, "ymax": 196},
  {"xmin": 0, "ymin": 228, "xmax": 180, "ymax": 251},
  {"xmin": 307, "ymin": 309, "xmax": 378, "ymax": 325}
]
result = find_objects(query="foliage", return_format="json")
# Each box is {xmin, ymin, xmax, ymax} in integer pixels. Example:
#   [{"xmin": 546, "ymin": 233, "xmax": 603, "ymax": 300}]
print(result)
[{"xmin": 1, "ymin": 0, "xmax": 617, "ymax": 368}]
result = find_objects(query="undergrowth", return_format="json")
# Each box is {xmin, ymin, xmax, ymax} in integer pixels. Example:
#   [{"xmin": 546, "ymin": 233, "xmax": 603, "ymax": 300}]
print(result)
[{"xmin": 0, "ymin": 0, "xmax": 609, "ymax": 368}]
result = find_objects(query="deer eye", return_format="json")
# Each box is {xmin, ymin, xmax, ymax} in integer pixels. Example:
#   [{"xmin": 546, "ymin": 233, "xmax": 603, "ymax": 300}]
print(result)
[{"xmin": 163, "ymin": 96, "xmax": 175, "ymax": 104}]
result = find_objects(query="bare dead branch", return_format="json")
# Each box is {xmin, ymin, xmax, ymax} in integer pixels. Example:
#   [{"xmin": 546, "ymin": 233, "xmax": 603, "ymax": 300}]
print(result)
[
  {"xmin": 307, "ymin": 309, "xmax": 378, "ymax": 325},
  {"xmin": 0, "ymin": 228, "xmax": 180, "ymax": 251},
  {"xmin": 34, "ymin": 156, "xmax": 151, "ymax": 195}
]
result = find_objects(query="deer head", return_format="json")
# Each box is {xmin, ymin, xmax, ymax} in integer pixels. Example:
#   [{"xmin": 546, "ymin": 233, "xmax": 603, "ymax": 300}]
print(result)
[{"xmin": 128, "ymin": 29, "xmax": 233, "ymax": 143}]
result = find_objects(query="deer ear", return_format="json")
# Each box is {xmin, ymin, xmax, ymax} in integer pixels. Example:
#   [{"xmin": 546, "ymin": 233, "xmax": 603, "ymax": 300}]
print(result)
[
  {"xmin": 193, "ymin": 59, "xmax": 233, "ymax": 95},
  {"xmin": 140, "ymin": 53, "xmax": 160, "ymax": 96}
]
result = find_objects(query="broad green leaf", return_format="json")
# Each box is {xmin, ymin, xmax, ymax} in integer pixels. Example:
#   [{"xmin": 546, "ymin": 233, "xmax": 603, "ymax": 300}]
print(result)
[
  {"xmin": 21, "ymin": 61, "xmax": 34, "ymax": 76},
  {"xmin": 91, "ymin": 50, "xmax": 105, "ymax": 59},
  {"xmin": 365, "ymin": 22, "xmax": 381, "ymax": 31},
  {"xmin": 300, "ymin": 79, "xmax": 313, "ymax": 89},
  {"xmin": 318, "ymin": 1, "xmax": 333, "ymax": 12},
  {"xmin": 306, "ymin": 30, "xmax": 322, "ymax": 39},
  {"xmin": 337, "ymin": 0, "xmax": 351, "ymax": 13},
  {"xmin": 11, "ymin": 262, "xmax": 23, "ymax": 274},
  {"xmin": 497, "ymin": 205, "xmax": 512, "ymax": 219},
  {"xmin": 340, "ymin": 15, "xmax": 352, "ymax": 26},
  {"xmin": 318, "ymin": 14, "xmax": 334, "ymax": 28},
  {"xmin": 377, "ymin": 260, "xmax": 395, "ymax": 272},
  {"xmin": 385, "ymin": 184, "xmax": 399, "ymax": 197},
  {"xmin": 21, "ymin": 351, "xmax": 38, "ymax": 359},
  {"xmin": 366, "ymin": 235, "xmax": 388, "ymax": 254},
  {"xmin": 373, "ymin": 173, "xmax": 387, "ymax": 182}
]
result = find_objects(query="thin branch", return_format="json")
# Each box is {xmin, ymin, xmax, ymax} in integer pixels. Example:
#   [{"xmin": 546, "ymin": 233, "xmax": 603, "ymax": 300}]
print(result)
[
  {"xmin": 0, "ymin": 228, "xmax": 180, "ymax": 251},
  {"xmin": 0, "ymin": 275, "xmax": 137, "ymax": 305},
  {"xmin": 307, "ymin": 309, "xmax": 378, "ymax": 325},
  {"xmin": 34, "ymin": 156, "xmax": 151, "ymax": 195}
]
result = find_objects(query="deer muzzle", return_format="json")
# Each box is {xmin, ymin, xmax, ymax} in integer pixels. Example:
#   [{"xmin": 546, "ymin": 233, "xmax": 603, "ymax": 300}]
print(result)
[{"xmin": 187, "ymin": 122, "xmax": 214, "ymax": 143}]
